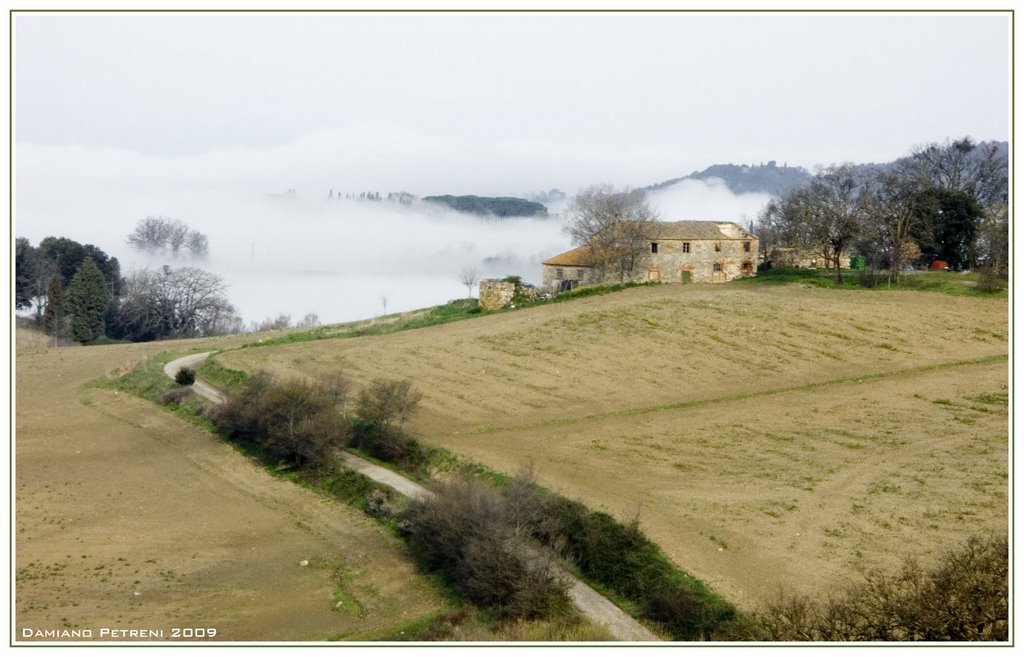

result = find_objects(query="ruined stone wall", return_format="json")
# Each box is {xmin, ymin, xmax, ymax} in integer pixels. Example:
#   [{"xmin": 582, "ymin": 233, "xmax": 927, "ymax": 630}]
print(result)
[{"xmin": 478, "ymin": 280, "xmax": 516, "ymax": 310}]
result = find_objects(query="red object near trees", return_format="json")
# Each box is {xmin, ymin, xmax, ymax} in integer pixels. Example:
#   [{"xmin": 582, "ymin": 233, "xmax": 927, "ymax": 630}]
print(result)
[{"xmin": 930, "ymin": 260, "xmax": 949, "ymax": 270}]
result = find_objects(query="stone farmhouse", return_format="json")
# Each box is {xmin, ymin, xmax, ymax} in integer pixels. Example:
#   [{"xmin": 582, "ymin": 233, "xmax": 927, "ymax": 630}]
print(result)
[{"xmin": 542, "ymin": 220, "xmax": 758, "ymax": 290}]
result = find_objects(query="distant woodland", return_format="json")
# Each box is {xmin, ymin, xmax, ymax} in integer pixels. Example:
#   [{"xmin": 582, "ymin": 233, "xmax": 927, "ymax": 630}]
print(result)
[{"xmin": 424, "ymin": 195, "xmax": 549, "ymax": 217}]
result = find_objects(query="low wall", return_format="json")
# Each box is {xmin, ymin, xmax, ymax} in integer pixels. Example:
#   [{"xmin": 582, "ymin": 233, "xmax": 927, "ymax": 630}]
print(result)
[{"xmin": 479, "ymin": 280, "xmax": 516, "ymax": 310}]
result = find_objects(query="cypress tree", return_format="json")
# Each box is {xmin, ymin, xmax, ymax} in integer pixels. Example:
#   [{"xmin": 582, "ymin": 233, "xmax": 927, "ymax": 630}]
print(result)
[
  {"xmin": 42, "ymin": 274, "xmax": 63, "ymax": 337},
  {"xmin": 65, "ymin": 257, "xmax": 110, "ymax": 344},
  {"xmin": 43, "ymin": 275, "xmax": 63, "ymax": 338}
]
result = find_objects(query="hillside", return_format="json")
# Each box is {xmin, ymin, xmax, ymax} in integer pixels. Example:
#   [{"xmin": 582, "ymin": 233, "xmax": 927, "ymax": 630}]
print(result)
[
  {"xmin": 14, "ymin": 330, "xmax": 448, "ymax": 641},
  {"xmin": 646, "ymin": 161, "xmax": 812, "ymax": 197},
  {"xmin": 423, "ymin": 194, "xmax": 549, "ymax": 217},
  {"xmin": 217, "ymin": 282, "xmax": 1008, "ymax": 609}
]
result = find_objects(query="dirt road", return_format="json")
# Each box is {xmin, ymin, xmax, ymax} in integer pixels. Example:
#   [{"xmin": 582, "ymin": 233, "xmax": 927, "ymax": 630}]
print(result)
[{"xmin": 165, "ymin": 352, "xmax": 662, "ymax": 642}]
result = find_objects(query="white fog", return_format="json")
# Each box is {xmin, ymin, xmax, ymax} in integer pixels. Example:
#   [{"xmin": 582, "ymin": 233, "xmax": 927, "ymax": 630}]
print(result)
[
  {"xmin": 13, "ymin": 11, "xmax": 1008, "ymax": 327},
  {"xmin": 16, "ymin": 138, "xmax": 773, "ymax": 325}
]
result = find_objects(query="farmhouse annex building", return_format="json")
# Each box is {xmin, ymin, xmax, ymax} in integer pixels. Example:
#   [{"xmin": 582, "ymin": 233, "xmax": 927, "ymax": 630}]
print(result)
[{"xmin": 542, "ymin": 220, "xmax": 759, "ymax": 290}]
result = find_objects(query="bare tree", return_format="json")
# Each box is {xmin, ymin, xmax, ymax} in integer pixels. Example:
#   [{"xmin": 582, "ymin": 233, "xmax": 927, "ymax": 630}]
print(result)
[
  {"xmin": 127, "ymin": 216, "xmax": 174, "ymax": 252},
  {"xmin": 296, "ymin": 312, "xmax": 320, "ymax": 329},
  {"xmin": 356, "ymin": 378, "xmax": 423, "ymax": 428},
  {"xmin": 770, "ymin": 166, "xmax": 864, "ymax": 284},
  {"xmin": 185, "ymin": 230, "xmax": 209, "ymax": 258},
  {"xmin": 461, "ymin": 266, "xmax": 479, "ymax": 298},
  {"xmin": 901, "ymin": 137, "xmax": 1008, "ymax": 209},
  {"xmin": 976, "ymin": 203, "xmax": 1009, "ymax": 277},
  {"xmin": 127, "ymin": 216, "xmax": 209, "ymax": 258},
  {"xmin": 859, "ymin": 170, "xmax": 925, "ymax": 284},
  {"xmin": 563, "ymin": 184, "xmax": 660, "ymax": 283},
  {"xmin": 116, "ymin": 266, "xmax": 241, "ymax": 340}
]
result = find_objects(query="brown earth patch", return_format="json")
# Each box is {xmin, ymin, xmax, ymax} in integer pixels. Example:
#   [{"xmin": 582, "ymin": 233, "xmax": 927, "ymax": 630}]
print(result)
[{"xmin": 15, "ymin": 335, "xmax": 444, "ymax": 642}]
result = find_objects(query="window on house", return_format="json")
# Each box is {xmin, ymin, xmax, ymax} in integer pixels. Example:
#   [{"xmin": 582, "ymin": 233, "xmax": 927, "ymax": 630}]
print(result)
[
  {"xmin": 713, "ymin": 263, "xmax": 723, "ymax": 272},
  {"xmin": 715, "ymin": 243, "xmax": 721, "ymax": 252},
  {"xmin": 651, "ymin": 242, "xmax": 658, "ymax": 254},
  {"xmin": 744, "ymin": 241, "xmax": 751, "ymax": 252},
  {"xmin": 555, "ymin": 268, "xmax": 564, "ymax": 278},
  {"xmin": 682, "ymin": 242, "xmax": 690, "ymax": 253},
  {"xmin": 577, "ymin": 269, "xmax": 585, "ymax": 280}
]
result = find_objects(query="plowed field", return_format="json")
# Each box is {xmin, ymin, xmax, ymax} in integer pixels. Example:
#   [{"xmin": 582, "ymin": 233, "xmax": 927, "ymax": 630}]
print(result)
[
  {"xmin": 220, "ymin": 284, "xmax": 1009, "ymax": 609},
  {"xmin": 15, "ymin": 331, "xmax": 444, "ymax": 642}
]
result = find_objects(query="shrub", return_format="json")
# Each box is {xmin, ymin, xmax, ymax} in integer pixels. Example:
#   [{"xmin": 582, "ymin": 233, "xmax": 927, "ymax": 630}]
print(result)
[
  {"xmin": 976, "ymin": 265, "xmax": 1006, "ymax": 293},
  {"xmin": 857, "ymin": 268, "xmax": 881, "ymax": 288},
  {"xmin": 402, "ymin": 478, "xmax": 570, "ymax": 620},
  {"xmin": 209, "ymin": 370, "xmax": 350, "ymax": 469},
  {"xmin": 758, "ymin": 534, "xmax": 1008, "ymax": 641},
  {"xmin": 364, "ymin": 489, "xmax": 399, "ymax": 519},
  {"xmin": 161, "ymin": 385, "xmax": 195, "ymax": 406},
  {"xmin": 356, "ymin": 378, "xmax": 422, "ymax": 428},
  {"xmin": 527, "ymin": 490, "xmax": 736, "ymax": 640},
  {"xmin": 174, "ymin": 366, "xmax": 197, "ymax": 386},
  {"xmin": 351, "ymin": 422, "xmax": 427, "ymax": 470}
]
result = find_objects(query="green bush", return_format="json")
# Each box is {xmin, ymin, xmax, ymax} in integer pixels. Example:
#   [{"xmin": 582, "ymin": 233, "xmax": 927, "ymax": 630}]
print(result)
[
  {"xmin": 525, "ymin": 489, "xmax": 736, "ymax": 640},
  {"xmin": 174, "ymin": 366, "xmax": 197, "ymax": 386},
  {"xmin": 351, "ymin": 421, "xmax": 428, "ymax": 470}
]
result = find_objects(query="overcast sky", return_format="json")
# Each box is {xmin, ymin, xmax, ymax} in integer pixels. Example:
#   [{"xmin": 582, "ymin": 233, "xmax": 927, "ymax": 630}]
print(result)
[
  {"xmin": 14, "ymin": 10, "xmax": 1010, "ymax": 196},
  {"xmin": 10, "ymin": 9, "xmax": 1013, "ymax": 324}
]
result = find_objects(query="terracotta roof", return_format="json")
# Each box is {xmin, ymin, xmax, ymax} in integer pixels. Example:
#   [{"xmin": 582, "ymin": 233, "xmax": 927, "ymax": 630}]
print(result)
[{"xmin": 542, "ymin": 245, "xmax": 598, "ymax": 267}]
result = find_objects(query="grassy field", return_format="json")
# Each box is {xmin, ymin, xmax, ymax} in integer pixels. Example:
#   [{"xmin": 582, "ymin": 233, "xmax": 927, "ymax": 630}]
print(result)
[{"xmin": 217, "ymin": 280, "xmax": 1008, "ymax": 610}]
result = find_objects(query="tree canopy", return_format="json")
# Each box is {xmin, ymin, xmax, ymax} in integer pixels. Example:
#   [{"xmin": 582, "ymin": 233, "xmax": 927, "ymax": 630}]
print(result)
[
  {"xmin": 563, "ymin": 184, "xmax": 661, "ymax": 283},
  {"xmin": 756, "ymin": 138, "xmax": 1007, "ymax": 279},
  {"xmin": 424, "ymin": 195, "xmax": 548, "ymax": 218},
  {"xmin": 127, "ymin": 216, "xmax": 209, "ymax": 258},
  {"xmin": 65, "ymin": 257, "xmax": 111, "ymax": 344},
  {"xmin": 112, "ymin": 266, "xmax": 241, "ymax": 341}
]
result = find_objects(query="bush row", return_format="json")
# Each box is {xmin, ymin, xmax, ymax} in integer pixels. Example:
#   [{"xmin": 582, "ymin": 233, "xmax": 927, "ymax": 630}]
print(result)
[
  {"xmin": 501, "ymin": 475, "xmax": 738, "ymax": 640},
  {"xmin": 204, "ymin": 369, "xmax": 425, "ymax": 472},
  {"xmin": 401, "ymin": 478, "xmax": 571, "ymax": 621},
  {"xmin": 758, "ymin": 534, "xmax": 1008, "ymax": 641}
]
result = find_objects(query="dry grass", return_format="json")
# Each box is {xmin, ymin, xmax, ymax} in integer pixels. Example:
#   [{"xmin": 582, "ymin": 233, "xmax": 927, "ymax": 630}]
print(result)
[{"xmin": 220, "ymin": 284, "xmax": 1008, "ymax": 610}]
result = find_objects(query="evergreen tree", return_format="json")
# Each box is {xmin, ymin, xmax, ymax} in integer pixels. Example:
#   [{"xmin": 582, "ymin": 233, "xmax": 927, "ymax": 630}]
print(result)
[
  {"xmin": 65, "ymin": 257, "xmax": 110, "ymax": 344},
  {"xmin": 43, "ymin": 275, "xmax": 63, "ymax": 338}
]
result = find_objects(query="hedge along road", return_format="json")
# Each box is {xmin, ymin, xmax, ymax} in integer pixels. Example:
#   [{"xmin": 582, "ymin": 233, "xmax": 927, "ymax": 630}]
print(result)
[{"xmin": 163, "ymin": 352, "xmax": 661, "ymax": 642}]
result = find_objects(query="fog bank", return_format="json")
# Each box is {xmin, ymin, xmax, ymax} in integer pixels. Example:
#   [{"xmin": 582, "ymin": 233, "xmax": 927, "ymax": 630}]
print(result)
[{"xmin": 16, "ymin": 140, "xmax": 778, "ymax": 327}]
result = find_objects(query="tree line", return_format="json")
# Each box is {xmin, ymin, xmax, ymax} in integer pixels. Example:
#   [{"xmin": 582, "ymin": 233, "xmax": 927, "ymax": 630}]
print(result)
[
  {"xmin": 755, "ymin": 137, "xmax": 1008, "ymax": 284},
  {"xmin": 16, "ymin": 217, "xmax": 239, "ymax": 345}
]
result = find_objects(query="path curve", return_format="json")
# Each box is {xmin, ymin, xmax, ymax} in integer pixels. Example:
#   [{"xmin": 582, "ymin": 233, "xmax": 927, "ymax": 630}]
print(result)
[
  {"xmin": 164, "ymin": 352, "xmax": 227, "ymax": 404},
  {"xmin": 163, "ymin": 351, "xmax": 662, "ymax": 642}
]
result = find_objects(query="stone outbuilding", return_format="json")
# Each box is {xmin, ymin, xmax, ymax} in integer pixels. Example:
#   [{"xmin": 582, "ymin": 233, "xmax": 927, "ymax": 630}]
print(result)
[{"xmin": 542, "ymin": 220, "xmax": 758, "ymax": 290}]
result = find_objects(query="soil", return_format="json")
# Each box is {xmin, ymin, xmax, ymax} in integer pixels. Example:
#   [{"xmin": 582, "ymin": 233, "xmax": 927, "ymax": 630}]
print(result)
[
  {"xmin": 14, "ymin": 332, "xmax": 444, "ymax": 643},
  {"xmin": 219, "ymin": 284, "xmax": 1009, "ymax": 611}
]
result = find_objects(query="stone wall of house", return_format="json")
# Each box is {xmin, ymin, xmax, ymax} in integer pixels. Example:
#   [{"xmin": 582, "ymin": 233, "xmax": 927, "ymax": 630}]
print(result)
[
  {"xmin": 640, "ymin": 237, "xmax": 758, "ymax": 283},
  {"xmin": 542, "ymin": 264, "xmax": 595, "ymax": 291},
  {"xmin": 479, "ymin": 279, "xmax": 516, "ymax": 310},
  {"xmin": 541, "ymin": 236, "xmax": 758, "ymax": 290}
]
